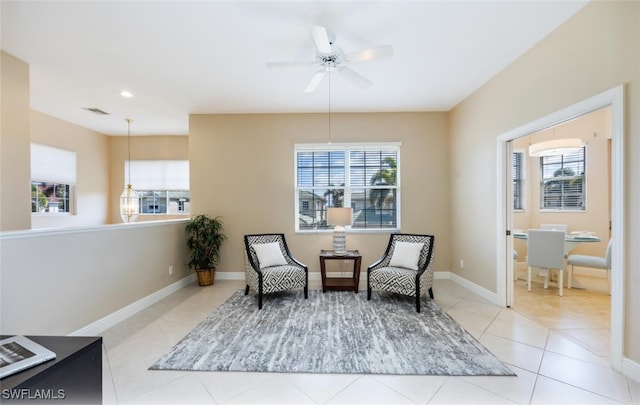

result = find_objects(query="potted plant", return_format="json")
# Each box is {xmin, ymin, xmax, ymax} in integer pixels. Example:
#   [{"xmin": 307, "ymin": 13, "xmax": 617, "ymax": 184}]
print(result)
[{"xmin": 185, "ymin": 214, "xmax": 226, "ymax": 286}]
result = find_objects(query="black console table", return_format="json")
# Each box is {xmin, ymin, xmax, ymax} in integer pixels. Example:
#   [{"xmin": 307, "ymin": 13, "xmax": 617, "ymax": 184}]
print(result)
[{"xmin": 0, "ymin": 335, "xmax": 102, "ymax": 404}]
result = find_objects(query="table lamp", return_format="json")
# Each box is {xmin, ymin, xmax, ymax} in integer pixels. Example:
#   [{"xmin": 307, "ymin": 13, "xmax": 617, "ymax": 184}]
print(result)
[{"xmin": 327, "ymin": 207, "xmax": 352, "ymax": 254}]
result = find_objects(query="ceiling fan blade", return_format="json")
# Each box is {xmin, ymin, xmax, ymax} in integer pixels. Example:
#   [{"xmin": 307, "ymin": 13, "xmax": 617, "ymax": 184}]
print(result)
[
  {"xmin": 309, "ymin": 26, "xmax": 332, "ymax": 54},
  {"xmin": 266, "ymin": 60, "xmax": 316, "ymax": 68},
  {"xmin": 304, "ymin": 70, "xmax": 326, "ymax": 93},
  {"xmin": 338, "ymin": 66, "xmax": 372, "ymax": 88},
  {"xmin": 344, "ymin": 45, "xmax": 394, "ymax": 63}
]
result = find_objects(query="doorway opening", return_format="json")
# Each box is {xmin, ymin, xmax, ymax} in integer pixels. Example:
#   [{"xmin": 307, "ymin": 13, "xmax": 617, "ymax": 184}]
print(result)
[{"xmin": 495, "ymin": 85, "xmax": 625, "ymax": 371}]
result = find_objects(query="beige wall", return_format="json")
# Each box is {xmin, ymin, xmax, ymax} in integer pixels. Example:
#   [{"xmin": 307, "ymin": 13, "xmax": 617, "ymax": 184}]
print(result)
[
  {"xmin": 30, "ymin": 110, "xmax": 111, "ymax": 228},
  {"xmin": 1, "ymin": 52, "xmax": 31, "ymax": 231},
  {"xmin": 0, "ymin": 221, "xmax": 191, "ymax": 335},
  {"xmin": 512, "ymin": 107, "xmax": 611, "ymax": 260},
  {"xmin": 189, "ymin": 112, "xmax": 451, "ymax": 277},
  {"xmin": 449, "ymin": 1, "xmax": 639, "ymax": 362},
  {"xmin": 108, "ymin": 135, "xmax": 189, "ymax": 224}
]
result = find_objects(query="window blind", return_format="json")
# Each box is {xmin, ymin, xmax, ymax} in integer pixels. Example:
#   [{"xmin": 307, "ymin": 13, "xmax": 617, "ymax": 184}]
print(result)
[
  {"xmin": 125, "ymin": 160, "xmax": 190, "ymax": 190},
  {"xmin": 30, "ymin": 143, "xmax": 77, "ymax": 184}
]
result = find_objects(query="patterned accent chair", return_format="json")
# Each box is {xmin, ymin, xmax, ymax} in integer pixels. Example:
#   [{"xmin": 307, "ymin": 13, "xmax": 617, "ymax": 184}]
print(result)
[
  {"xmin": 244, "ymin": 233, "xmax": 308, "ymax": 309},
  {"xmin": 367, "ymin": 233, "xmax": 436, "ymax": 312}
]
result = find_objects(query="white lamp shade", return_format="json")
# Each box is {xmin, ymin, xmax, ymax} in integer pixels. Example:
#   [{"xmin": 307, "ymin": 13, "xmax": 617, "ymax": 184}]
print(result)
[
  {"xmin": 327, "ymin": 207, "xmax": 352, "ymax": 226},
  {"xmin": 529, "ymin": 138, "xmax": 584, "ymax": 157}
]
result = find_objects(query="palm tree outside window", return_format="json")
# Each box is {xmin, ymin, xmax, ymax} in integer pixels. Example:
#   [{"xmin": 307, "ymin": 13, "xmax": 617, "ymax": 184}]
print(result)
[
  {"xmin": 295, "ymin": 143, "xmax": 400, "ymax": 231},
  {"xmin": 540, "ymin": 147, "xmax": 586, "ymax": 210}
]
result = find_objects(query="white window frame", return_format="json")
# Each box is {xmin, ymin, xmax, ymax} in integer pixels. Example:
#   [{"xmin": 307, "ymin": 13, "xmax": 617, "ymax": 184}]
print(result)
[{"xmin": 294, "ymin": 142, "xmax": 401, "ymax": 233}]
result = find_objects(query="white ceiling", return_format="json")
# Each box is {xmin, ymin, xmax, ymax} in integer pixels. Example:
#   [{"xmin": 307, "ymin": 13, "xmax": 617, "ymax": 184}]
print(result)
[{"xmin": 1, "ymin": 1, "xmax": 588, "ymax": 136}]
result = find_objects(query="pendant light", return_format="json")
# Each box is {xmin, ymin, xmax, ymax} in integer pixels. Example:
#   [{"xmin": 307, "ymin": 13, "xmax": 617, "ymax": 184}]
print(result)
[
  {"xmin": 120, "ymin": 118, "xmax": 139, "ymax": 222},
  {"xmin": 528, "ymin": 126, "xmax": 584, "ymax": 157},
  {"xmin": 528, "ymin": 138, "xmax": 585, "ymax": 157}
]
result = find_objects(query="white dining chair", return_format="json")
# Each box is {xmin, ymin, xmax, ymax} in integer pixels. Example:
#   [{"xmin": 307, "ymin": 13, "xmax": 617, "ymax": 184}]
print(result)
[
  {"xmin": 527, "ymin": 229, "xmax": 566, "ymax": 296},
  {"xmin": 567, "ymin": 239, "xmax": 612, "ymax": 293},
  {"xmin": 540, "ymin": 224, "xmax": 568, "ymax": 233}
]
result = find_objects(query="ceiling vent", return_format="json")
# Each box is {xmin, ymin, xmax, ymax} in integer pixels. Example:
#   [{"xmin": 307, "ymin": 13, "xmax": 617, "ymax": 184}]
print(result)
[{"xmin": 83, "ymin": 107, "xmax": 109, "ymax": 115}]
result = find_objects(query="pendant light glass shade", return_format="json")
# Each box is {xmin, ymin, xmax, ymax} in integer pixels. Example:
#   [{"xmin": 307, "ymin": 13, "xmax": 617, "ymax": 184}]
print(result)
[
  {"xmin": 528, "ymin": 138, "xmax": 584, "ymax": 157},
  {"xmin": 119, "ymin": 118, "xmax": 139, "ymax": 223},
  {"xmin": 120, "ymin": 184, "xmax": 139, "ymax": 223}
]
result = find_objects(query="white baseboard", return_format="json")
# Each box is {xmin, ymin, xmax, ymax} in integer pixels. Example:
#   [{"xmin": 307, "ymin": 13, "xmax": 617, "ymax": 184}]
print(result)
[
  {"xmin": 623, "ymin": 357, "xmax": 640, "ymax": 383},
  {"xmin": 70, "ymin": 274, "xmax": 196, "ymax": 336},
  {"xmin": 434, "ymin": 271, "xmax": 500, "ymax": 305},
  {"xmin": 216, "ymin": 271, "xmax": 245, "ymax": 280}
]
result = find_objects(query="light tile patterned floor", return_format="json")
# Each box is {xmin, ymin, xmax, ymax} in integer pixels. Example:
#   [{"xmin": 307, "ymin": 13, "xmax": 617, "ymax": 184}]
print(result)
[{"xmin": 101, "ymin": 278, "xmax": 639, "ymax": 404}]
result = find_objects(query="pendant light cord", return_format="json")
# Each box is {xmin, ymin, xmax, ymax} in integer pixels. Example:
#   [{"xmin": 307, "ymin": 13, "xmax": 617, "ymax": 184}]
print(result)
[
  {"xmin": 126, "ymin": 118, "xmax": 132, "ymax": 186},
  {"xmin": 328, "ymin": 72, "xmax": 332, "ymax": 144}
]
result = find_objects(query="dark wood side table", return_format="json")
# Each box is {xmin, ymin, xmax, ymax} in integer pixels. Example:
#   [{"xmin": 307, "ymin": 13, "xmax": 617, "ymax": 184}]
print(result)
[{"xmin": 319, "ymin": 250, "xmax": 362, "ymax": 293}]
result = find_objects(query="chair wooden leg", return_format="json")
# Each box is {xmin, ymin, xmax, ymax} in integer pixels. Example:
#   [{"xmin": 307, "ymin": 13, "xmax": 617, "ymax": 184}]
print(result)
[
  {"xmin": 367, "ymin": 287, "xmax": 372, "ymax": 301},
  {"xmin": 428, "ymin": 287, "xmax": 434, "ymax": 299},
  {"xmin": 244, "ymin": 285, "xmax": 250, "ymax": 295},
  {"xmin": 416, "ymin": 296, "xmax": 421, "ymax": 313},
  {"xmin": 304, "ymin": 284, "xmax": 308, "ymax": 299}
]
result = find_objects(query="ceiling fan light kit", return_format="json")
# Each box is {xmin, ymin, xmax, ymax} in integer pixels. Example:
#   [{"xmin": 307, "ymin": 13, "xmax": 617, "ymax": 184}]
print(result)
[{"xmin": 267, "ymin": 25, "xmax": 393, "ymax": 93}]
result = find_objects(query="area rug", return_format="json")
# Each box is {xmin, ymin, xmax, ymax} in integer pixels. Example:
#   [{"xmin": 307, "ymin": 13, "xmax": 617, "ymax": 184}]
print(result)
[{"xmin": 150, "ymin": 290, "xmax": 515, "ymax": 376}]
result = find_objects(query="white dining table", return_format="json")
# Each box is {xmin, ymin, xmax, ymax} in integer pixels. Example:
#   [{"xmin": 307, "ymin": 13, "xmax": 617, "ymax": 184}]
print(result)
[
  {"xmin": 513, "ymin": 231, "xmax": 602, "ymax": 288},
  {"xmin": 513, "ymin": 231, "xmax": 602, "ymax": 255}
]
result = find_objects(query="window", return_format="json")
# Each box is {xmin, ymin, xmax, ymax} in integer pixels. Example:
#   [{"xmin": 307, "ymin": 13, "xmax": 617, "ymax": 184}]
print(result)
[
  {"xmin": 126, "ymin": 160, "xmax": 190, "ymax": 215},
  {"xmin": 540, "ymin": 147, "xmax": 585, "ymax": 210},
  {"xmin": 512, "ymin": 150, "xmax": 524, "ymax": 210},
  {"xmin": 295, "ymin": 143, "xmax": 400, "ymax": 231},
  {"xmin": 30, "ymin": 143, "xmax": 76, "ymax": 214}
]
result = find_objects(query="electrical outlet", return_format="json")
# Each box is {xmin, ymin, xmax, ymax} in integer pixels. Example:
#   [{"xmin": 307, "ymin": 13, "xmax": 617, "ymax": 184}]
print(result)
[
  {"xmin": 459, "ymin": 260, "xmax": 464, "ymax": 268},
  {"xmin": 168, "ymin": 265, "xmax": 174, "ymax": 275}
]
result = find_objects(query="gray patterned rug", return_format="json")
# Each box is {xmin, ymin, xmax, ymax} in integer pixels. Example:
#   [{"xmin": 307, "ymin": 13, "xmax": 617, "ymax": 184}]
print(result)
[{"xmin": 150, "ymin": 289, "xmax": 515, "ymax": 376}]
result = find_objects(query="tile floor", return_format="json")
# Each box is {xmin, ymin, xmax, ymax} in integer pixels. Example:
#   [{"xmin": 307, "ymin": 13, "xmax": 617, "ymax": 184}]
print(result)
[{"xmin": 101, "ymin": 277, "xmax": 640, "ymax": 404}]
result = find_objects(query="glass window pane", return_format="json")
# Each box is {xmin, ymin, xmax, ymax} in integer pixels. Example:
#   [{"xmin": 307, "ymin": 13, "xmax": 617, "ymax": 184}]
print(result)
[
  {"xmin": 540, "ymin": 147, "xmax": 585, "ymax": 210},
  {"xmin": 297, "ymin": 189, "xmax": 340, "ymax": 230},
  {"xmin": 296, "ymin": 144, "xmax": 399, "ymax": 231},
  {"xmin": 351, "ymin": 188, "xmax": 397, "ymax": 229},
  {"xmin": 512, "ymin": 152, "xmax": 523, "ymax": 210},
  {"xmin": 168, "ymin": 191, "xmax": 190, "ymax": 213},
  {"xmin": 31, "ymin": 181, "xmax": 70, "ymax": 213}
]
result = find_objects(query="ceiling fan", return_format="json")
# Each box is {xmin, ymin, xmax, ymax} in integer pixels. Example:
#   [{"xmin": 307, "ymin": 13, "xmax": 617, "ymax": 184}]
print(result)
[{"xmin": 267, "ymin": 26, "xmax": 393, "ymax": 93}]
